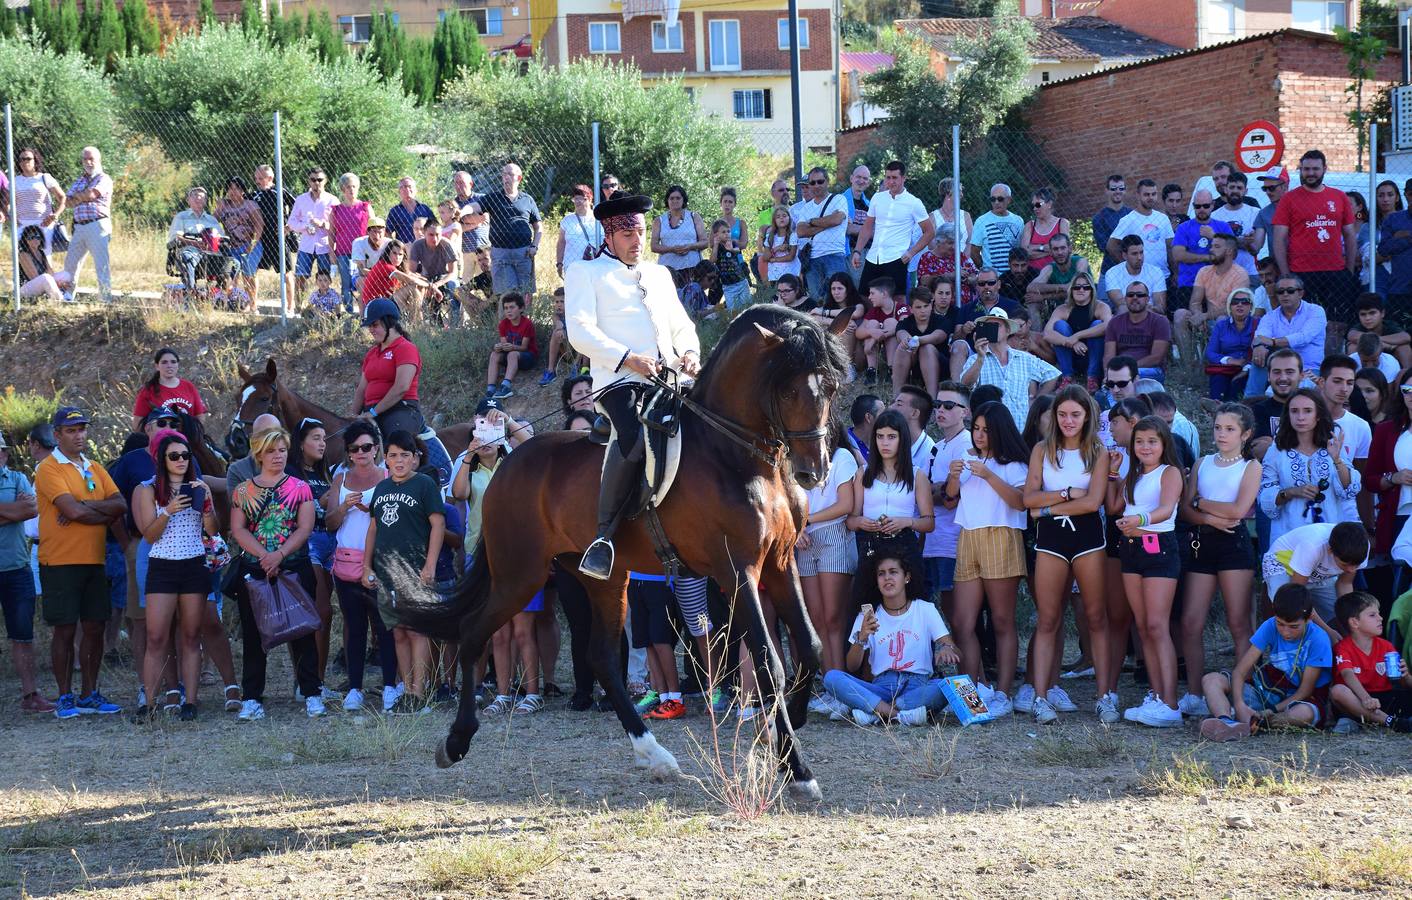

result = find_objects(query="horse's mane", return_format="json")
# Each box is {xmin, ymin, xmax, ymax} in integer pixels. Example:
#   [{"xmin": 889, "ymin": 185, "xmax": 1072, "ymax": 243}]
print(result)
[{"xmin": 692, "ymin": 305, "xmax": 849, "ymax": 398}]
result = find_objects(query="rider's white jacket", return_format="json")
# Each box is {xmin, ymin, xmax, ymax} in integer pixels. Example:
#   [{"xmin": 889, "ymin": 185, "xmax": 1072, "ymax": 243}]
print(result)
[{"xmin": 564, "ymin": 253, "xmax": 700, "ymax": 393}]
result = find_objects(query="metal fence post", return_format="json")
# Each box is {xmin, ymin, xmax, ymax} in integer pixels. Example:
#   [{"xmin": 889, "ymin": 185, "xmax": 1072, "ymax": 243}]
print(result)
[
  {"xmin": 591, "ymin": 122, "xmax": 600, "ymax": 203},
  {"xmin": 274, "ymin": 110, "xmax": 288, "ymax": 325},
  {"xmin": 952, "ymin": 123, "xmax": 961, "ymax": 308},
  {"xmin": 1370, "ymin": 122, "xmax": 1379, "ymax": 295},
  {"xmin": 5, "ymin": 104, "xmax": 18, "ymax": 311}
]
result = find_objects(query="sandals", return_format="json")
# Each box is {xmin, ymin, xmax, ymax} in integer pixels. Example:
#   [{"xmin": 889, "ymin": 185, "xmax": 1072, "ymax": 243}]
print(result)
[
  {"xmin": 224, "ymin": 685, "xmax": 242, "ymax": 713},
  {"xmin": 514, "ymin": 694, "xmax": 545, "ymax": 714},
  {"xmin": 482, "ymin": 695, "xmax": 514, "ymax": 717}
]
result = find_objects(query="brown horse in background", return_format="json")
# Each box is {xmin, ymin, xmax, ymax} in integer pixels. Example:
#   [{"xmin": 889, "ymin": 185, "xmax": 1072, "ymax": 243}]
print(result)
[
  {"xmin": 396, "ymin": 304, "xmax": 850, "ymax": 800},
  {"xmin": 225, "ymin": 358, "xmax": 473, "ymax": 466}
]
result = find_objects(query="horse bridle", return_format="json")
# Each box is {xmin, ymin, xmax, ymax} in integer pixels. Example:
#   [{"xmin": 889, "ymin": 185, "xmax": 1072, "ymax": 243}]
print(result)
[
  {"xmin": 649, "ymin": 371, "xmax": 828, "ymax": 469},
  {"xmin": 232, "ymin": 379, "xmax": 281, "ymax": 438}
]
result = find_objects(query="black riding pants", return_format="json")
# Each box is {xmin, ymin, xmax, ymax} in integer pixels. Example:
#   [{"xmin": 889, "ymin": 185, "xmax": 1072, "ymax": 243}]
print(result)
[{"xmin": 597, "ymin": 382, "xmax": 642, "ymax": 456}]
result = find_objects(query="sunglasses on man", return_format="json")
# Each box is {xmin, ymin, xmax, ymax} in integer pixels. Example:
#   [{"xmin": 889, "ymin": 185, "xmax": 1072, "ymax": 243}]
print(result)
[{"xmin": 1104, "ymin": 378, "xmax": 1132, "ymax": 391}]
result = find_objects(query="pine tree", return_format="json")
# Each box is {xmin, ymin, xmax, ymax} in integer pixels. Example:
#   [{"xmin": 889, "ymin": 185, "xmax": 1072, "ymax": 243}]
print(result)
[
  {"xmin": 366, "ymin": 8, "xmax": 403, "ymax": 82},
  {"xmin": 239, "ymin": 0, "xmax": 264, "ymax": 36},
  {"xmin": 29, "ymin": 0, "xmax": 50, "ymax": 42},
  {"xmin": 304, "ymin": 7, "xmax": 342, "ymax": 61},
  {"xmin": 403, "ymin": 36, "xmax": 434, "ymax": 104},
  {"xmin": 79, "ymin": 0, "xmax": 98, "ymax": 57},
  {"xmin": 122, "ymin": 0, "xmax": 160, "ymax": 56},
  {"xmin": 198, "ymin": 0, "xmax": 214, "ymax": 28},
  {"xmin": 153, "ymin": 0, "xmax": 180, "ymax": 51},
  {"xmin": 55, "ymin": 0, "xmax": 81, "ymax": 54},
  {"xmin": 93, "ymin": 0, "xmax": 125, "ymax": 71}
]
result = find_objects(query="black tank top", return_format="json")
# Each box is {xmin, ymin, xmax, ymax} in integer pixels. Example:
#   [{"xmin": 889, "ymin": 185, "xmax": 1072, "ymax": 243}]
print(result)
[{"xmin": 1067, "ymin": 301, "xmax": 1094, "ymax": 334}]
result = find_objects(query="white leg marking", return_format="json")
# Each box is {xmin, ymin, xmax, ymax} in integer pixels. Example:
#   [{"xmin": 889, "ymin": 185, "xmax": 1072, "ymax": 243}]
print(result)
[{"xmin": 630, "ymin": 732, "xmax": 681, "ymax": 779}]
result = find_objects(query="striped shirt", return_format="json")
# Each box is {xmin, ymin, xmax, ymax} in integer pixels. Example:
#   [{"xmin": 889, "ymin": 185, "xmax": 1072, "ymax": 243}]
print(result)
[
  {"xmin": 66, "ymin": 172, "xmax": 113, "ymax": 222},
  {"xmin": 977, "ymin": 348, "xmax": 1060, "ymax": 428}
]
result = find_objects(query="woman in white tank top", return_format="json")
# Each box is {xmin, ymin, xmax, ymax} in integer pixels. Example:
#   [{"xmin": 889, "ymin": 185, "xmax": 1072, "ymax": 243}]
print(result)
[
  {"xmin": 321, "ymin": 421, "xmax": 395, "ymax": 711},
  {"xmin": 1113, "ymin": 416, "xmax": 1186, "ymax": 727},
  {"xmin": 1021, "ymin": 385, "xmax": 1114, "ymax": 726},
  {"xmin": 1175, "ymin": 403, "xmax": 1261, "ymax": 719},
  {"xmin": 847, "ymin": 410, "xmax": 934, "ymax": 607}
]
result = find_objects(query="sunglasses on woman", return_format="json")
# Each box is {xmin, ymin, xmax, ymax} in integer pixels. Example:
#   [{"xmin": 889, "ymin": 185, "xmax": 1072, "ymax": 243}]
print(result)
[
  {"xmin": 348, "ymin": 442, "xmax": 376, "ymax": 454},
  {"xmin": 166, "ymin": 451, "xmax": 192, "ymax": 462}
]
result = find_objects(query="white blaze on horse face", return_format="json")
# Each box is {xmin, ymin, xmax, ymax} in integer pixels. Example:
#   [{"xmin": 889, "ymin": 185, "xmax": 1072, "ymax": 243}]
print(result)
[{"xmin": 240, "ymin": 385, "xmax": 255, "ymax": 410}]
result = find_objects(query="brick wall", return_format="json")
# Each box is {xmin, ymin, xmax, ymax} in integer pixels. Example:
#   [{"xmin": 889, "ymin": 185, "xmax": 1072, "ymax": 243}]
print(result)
[
  {"xmin": 565, "ymin": 9, "xmax": 830, "ymax": 72},
  {"xmin": 836, "ymin": 124, "xmax": 883, "ymax": 178},
  {"xmin": 1083, "ymin": 0, "xmax": 1195, "ymax": 49},
  {"xmin": 1025, "ymin": 32, "xmax": 1400, "ymax": 219}
]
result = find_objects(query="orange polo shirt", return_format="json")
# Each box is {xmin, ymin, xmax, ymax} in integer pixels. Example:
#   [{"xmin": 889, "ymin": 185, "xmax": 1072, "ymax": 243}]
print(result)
[{"xmin": 34, "ymin": 452, "xmax": 120, "ymax": 566}]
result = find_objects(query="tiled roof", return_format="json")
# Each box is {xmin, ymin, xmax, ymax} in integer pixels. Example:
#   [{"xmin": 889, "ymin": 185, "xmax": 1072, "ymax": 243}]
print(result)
[
  {"xmin": 896, "ymin": 14, "xmax": 1178, "ymax": 62},
  {"xmin": 840, "ymin": 51, "xmax": 895, "ymax": 75}
]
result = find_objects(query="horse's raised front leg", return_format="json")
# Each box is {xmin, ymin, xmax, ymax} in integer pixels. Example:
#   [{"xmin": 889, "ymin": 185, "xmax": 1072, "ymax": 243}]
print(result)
[{"xmin": 583, "ymin": 574, "xmax": 680, "ymax": 780}]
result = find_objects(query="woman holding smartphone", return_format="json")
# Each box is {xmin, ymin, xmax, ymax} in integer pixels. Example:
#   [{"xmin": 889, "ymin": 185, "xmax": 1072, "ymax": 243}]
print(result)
[
  {"xmin": 323, "ymin": 420, "xmax": 397, "ymax": 713},
  {"xmin": 131, "ymin": 430, "xmax": 218, "ymax": 722},
  {"xmin": 846, "ymin": 409, "xmax": 935, "ymax": 606},
  {"xmin": 1113, "ymin": 416, "xmax": 1185, "ymax": 727}
]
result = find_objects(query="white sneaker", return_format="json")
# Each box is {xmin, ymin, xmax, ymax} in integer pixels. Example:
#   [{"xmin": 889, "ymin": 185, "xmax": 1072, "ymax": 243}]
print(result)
[
  {"xmin": 808, "ymin": 695, "xmax": 832, "ymax": 716},
  {"xmin": 237, "ymin": 699, "xmax": 265, "ymax": 721},
  {"xmin": 343, "ymin": 689, "xmax": 365, "ymax": 711},
  {"xmin": 1124, "ymin": 692, "xmax": 1157, "ymax": 722},
  {"xmin": 137, "ymin": 686, "xmax": 147, "ymax": 709},
  {"xmin": 987, "ymin": 691, "xmax": 1013, "ymax": 718},
  {"xmin": 852, "ymin": 708, "xmax": 881, "ymax": 726},
  {"xmin": 826, "ymin": 696, "xmax": 850, "ymax": 721},
  {"xmin": 383, "ymin": 685, "xmax": 399, "ymax": 712},
  {"xmin": 1046, "ymin": 686, "xmax": 1078, "ymax": 713},
  {"xmin": 1061, "ymin": 666, "xmax": 1095, "ymax": 679},
  {"xmin": 1332, "ymin": 717, "xmax": 1361, "ymax": 735},
  {"xmin": 1134, "ymin": 698, "xmax": 1183, "ymax": 728},
  {"xmin": 1033, "ymin": 697, "xmax": 1058, "ymax": 725},
  {"xmin": 1096, "ymin": 692, "xmax": 1120, "ymax": 725},
  {"xmin": 1014, "ymin": 683, "xmax": 1037, "ymax": 713},
  {"xmin": 320, "ymin": 685, "xmax": 344, "ymax": 702},
  {"xmin": 306, "ymin": 696, "xmax": 326, "ymax": 718},
  {"xmin": 896, "ymin": 707, "xmax": 930, "ymax": 727},
  {"xmin": 1177, "ymin": 693, "xmax": 1210, "ymax": 717}
]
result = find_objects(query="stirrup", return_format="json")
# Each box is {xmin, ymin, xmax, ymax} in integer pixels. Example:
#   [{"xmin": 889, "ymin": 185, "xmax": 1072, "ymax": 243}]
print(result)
[{"xmin": 579, "ymin": 537, "xmax": 615, "ymax": 581}]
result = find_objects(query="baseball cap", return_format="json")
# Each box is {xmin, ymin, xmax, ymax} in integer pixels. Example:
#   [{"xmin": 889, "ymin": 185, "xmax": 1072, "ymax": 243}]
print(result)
[
  {"xmin": 977, "ymin": 307, "xmax": 1012, "ymax": 325},
  {"xmin": 28, "ymin": 424, "xmax": 56, "ymax": 449},
  {"xmin": 475, "ymin": 397, "xmax": 503, "ymax": 416},
  {"xmin": 51, "ymin": 406, "xmax": 90, "ymax": 428},
  {"xmin": 367, "ymin": 216, "xmax": 386, "ymax": 229},
  {"xmin": 144, "ymin": 406, "xmax": 182, "ymax": 425},
  {"xmin": 1256, "ymin": 166, "xmax": 1289, "ymax": 184}
]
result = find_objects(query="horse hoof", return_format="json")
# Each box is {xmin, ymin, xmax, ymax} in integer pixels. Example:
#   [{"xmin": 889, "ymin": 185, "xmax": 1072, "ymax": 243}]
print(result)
[
  {"xmin": 435, "ymin": 737, "xmax": 461, "ymax": 769},
  {"xmin": 631, "ymin": 732, "xmax": 680, "ymax": 779},
  {"xmin": 788, "ymin": 778, "xmax": 823, "ymax": 803}
]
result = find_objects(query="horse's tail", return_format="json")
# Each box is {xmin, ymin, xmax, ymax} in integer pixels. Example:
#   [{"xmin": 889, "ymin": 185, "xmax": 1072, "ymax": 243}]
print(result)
[{"xmin": 392, "ymin": 540, "xmax": 491, "ymax": 642}]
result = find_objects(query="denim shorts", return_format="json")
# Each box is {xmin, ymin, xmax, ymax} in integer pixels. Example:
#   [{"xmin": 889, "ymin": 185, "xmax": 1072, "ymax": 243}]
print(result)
[
  {"xmin": 1117, "ymin": 531, "xmax": 1182, "ymax": 578},
  {"xmin": 0, "ymin": 566, "xmax": 37, "ymax": 642},
  {"xmin": 231, "ymin": 241, "xmax": 262, "ymax": 277},
  {"xmin": 295, "ymin": 250, "xmax": 332, "ymax": 277},
  {"xmin": 925, "ymin": 555, "xmax": 957, "ymax": 593},
  {"xmin": 308, "ymin": 531, "xmax": 336, "ymax": 571}
]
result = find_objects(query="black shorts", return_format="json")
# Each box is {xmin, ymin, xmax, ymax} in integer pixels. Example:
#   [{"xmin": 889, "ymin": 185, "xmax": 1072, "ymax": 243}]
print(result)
[
  {"xmin": 1118, "ymin": 531, "xmax": 1182, "ymax": 578},
  {"xmin": 1183, "ymin": 524, "xmax": 1255, "ymax": 575},
  {"xmin": 39, "ymin": 564, "xmax": 109, "ymax": 626},
  {"xmin": 1104, "ymin": 515, "xmax": 1122, "ymax": 560},
  {"xmin": 628, "ymin": 577, "xmax": 675, "ymax": 649},
  {"xmin": 145, "ymin": 555, "xmax": 211, "ymax": 595},
  {"xmin": 1034, "ymin": 513, "xmax": 1105, "ymax": 564},
  {"xmin": 1370, "ymin": 689, "xmax": 1412, "ymax": 718},
  {"xmin": 860, "ymin": 258, "xmax": 909, "ymax": 296}
]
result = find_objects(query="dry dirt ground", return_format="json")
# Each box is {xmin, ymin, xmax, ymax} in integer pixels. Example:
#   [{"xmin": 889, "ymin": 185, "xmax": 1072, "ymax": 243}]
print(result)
[
  {"xmin": 1, "ymin": 641, "xmax": 1410, "ymax": 899},
  {"xmin": 2, "ymin": 309, "xmax": 1410, "ymax": 898}
]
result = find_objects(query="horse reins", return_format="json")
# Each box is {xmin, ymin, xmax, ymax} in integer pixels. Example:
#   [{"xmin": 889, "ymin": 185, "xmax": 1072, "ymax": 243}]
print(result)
[{"xmin": 647, "ymin": 370, "xmax": 827, "ymax": 469}]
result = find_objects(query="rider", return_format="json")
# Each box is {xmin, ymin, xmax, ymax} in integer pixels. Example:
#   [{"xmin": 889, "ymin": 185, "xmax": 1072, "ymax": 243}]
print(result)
[
  {"xmin": 565, "ymin": 192, "xmax": 701, "ymax": 580},
  {"xmin": 352, "ymin": 298, "xmax": 453, "ymax": 485}
]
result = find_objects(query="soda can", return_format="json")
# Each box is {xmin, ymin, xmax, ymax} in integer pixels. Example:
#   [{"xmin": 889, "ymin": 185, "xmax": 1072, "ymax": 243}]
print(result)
[{"xmin": 1385, "ymin": 651, "xmax": 1404, "ymax": 680}]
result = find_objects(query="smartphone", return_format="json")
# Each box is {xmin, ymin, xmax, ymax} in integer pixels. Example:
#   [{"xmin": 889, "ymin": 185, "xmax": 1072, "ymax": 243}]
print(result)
[
  {"xmin": 977, "ymin": 321, "xmax": 1000, "ymax": 345},
  {"xmin": 180, "ymin": 483, "xmax": 206, "ymax": 511},
  {"xmin": 473, "ymin": 418, "xmax": 506, "ymax": 446},
  {"xmin": 860, "ymin": 604, "xmax": 874, "ymax": 620}
]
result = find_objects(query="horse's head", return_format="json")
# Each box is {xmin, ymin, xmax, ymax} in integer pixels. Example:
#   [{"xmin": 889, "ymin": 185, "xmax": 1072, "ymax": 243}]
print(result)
[
  {"xmin": 696, "ymin": 306, "xmax": 850, "ymax": 490},
  {"xmin": 227, "ymin": 358, "xmax": 282, "ymax": 458}
]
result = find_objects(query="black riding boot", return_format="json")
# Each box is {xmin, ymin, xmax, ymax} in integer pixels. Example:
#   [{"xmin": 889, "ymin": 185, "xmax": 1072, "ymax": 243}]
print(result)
[{"xmin": 579, "ymin": 440, "xmax": 640, "ymax": 580}]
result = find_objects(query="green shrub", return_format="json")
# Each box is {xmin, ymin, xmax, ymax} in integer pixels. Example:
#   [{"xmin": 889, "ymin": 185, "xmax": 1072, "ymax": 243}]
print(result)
[{"xmin": 0, "ymin": 35, "xmax": 121, "ymax": 186}]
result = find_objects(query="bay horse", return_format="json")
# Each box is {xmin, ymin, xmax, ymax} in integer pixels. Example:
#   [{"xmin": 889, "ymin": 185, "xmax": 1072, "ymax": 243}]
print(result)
[
  {"xmin": 396, "ymin": 305, "xmax": 850, "ymax": 800},
  {"xmin": 226, "ymin": 358, "xmax": 473, "ymax": 467}
]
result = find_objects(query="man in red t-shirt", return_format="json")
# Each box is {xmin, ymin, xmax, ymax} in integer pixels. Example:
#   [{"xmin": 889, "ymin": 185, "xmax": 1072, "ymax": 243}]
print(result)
[
  {"xmin": 485, "ymin": 293, "xmax": 538, "ymax": 400},
  {"xmin": 1272, "ymin": 149, "xmax": 1359, "ymax": 324}
]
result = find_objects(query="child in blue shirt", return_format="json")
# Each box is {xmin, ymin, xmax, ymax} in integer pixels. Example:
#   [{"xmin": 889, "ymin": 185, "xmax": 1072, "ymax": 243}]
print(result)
[{"xmin": 1199, "ymin": 583, "xmax": 1332, "ymax": 741}]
